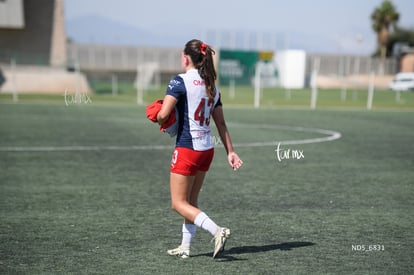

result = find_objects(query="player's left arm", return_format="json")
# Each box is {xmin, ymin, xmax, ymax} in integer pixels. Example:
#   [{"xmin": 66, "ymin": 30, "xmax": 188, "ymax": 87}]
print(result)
[
  {"xmin": 212, "ymin": 106, "xmax": 243, "ymax": 171},
  {"xmin": 157, "ymin": 95, "xmax": 176, "ymax": 125}
]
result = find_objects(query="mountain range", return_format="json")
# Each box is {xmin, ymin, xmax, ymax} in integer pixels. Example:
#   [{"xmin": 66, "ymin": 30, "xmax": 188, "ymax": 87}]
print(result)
[
  {"xmin": 65, "ymin": 15, "xmax": 375, "ymax": 54},
  {"xmin": 66, "ymin": 15, "xmax": 188, "ymax": 47}
]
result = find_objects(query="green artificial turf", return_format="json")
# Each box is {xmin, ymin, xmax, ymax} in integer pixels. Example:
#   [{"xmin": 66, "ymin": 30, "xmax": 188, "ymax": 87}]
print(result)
[{"xmin": 0, "ymin": 100, "xmax": 413, "ymax": 274}]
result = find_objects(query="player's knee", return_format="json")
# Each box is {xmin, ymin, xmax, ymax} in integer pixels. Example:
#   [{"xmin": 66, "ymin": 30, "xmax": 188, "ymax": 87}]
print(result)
[
  {"xmin": 170, "ymin": 200, "xmax": 181, "ymax": 212},
  {"xmin": 171, "ymin": 202, "xmax": 177, "ymax": 212},
  {"xmin": 171, "ymin": 199, "xmax": 188, "ymax": 214}
]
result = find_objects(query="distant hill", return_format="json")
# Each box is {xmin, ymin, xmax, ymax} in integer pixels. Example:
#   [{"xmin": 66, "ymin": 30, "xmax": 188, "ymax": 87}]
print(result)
[
  {"xmin": 65, "ymin": 14, "xmax": 184, "ymax": 47},
  {"xmin": 65, "ymin": 14, "xmax": 375, "ymax": 54}
]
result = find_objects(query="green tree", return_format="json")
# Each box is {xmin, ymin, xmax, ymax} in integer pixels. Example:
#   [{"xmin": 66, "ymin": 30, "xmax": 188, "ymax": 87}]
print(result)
[
  {"xmin": 387, "ymin": 27, "xmax": 414, "ymax": 56},
  {"xmin": 371, "ymin": 0, "xmax": 399, "ymax": 59}
]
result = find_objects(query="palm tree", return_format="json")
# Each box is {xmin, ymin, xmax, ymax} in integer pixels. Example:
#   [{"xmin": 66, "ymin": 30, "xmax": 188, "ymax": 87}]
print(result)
[{"xmin": 371, "ymin": 0, "xmax": 400, "ymax": 59}]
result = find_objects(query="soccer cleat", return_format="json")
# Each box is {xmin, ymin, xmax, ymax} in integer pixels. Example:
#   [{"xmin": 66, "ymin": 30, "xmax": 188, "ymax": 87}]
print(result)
[
  {"xmin": 212, "ymin": 227, "xmax": 231, "ymax": 258},
  {"xmin": 167, "ymin": 245, "xmax": 190, "ymax": 259}
]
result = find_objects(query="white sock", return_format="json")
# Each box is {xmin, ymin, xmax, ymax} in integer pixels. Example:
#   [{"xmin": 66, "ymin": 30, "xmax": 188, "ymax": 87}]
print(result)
[
  {"xmin": 194, "ymin": 212, "xmax": 218, "ymax": 236},
  {"xmin": 181, "ymin": 224, "xmax": 197, "ymax": 248}
]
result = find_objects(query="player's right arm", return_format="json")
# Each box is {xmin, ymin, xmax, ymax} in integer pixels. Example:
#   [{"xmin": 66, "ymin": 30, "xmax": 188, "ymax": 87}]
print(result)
[
  {"xmin": 157, "ymin": 95, "xmax": 176, "ymax": 125},
  {"xmin": 158, "ymin": 76, "xmax": 185, "ymax": 125}
]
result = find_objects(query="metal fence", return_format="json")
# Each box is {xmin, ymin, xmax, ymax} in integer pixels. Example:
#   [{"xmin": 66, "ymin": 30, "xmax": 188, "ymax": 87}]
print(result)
[
  {"xmin": 306, "ymin": 55, "xmax": 397, "ymax": 76},
  {"xmin": 0, "ymin": 44, "xmax": 399, "ymax": 95},
  {"xmin": 67, "ymin": 43, "xmax": 182, "ymax": 73},
  {"xmin": 1, "ymin": 44, "xmax": 399, "ymax": 76},
  {"xmin": 67, "ymin": 43, "xmax": 398, "ymax": 76}
]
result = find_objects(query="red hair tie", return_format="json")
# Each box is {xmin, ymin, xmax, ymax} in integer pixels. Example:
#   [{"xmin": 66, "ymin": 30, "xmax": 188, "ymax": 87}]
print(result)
[{"xmin": 200, "ymin": 43, "xmax": 207, "ymax": 56}]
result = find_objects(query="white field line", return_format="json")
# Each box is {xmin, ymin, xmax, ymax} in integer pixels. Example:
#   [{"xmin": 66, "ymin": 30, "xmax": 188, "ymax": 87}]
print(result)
[
  {"xmin": 0, "ymin": 124, "xmax": 341, "ymax": 152},
  {"xmin": 229, "ymin": 123, "xmax": 342, "ymax": 147}
]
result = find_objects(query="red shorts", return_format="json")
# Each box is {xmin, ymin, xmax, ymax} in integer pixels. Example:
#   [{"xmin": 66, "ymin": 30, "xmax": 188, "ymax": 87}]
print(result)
[{"xmin": 170, "ymin": 147, "xmax": 214, "ymax": 176}]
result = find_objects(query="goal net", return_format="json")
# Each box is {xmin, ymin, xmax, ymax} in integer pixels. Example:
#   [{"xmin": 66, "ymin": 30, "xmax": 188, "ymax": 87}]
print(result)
[{"xmin": 135, "ymin": 62, "xmax": 160, "ymax": 105}]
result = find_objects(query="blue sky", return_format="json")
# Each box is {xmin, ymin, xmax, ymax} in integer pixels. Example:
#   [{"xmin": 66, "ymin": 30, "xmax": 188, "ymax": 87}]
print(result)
[{"xmin": 64, "ymin": 0, "xmax": 414, "ymax": 55}]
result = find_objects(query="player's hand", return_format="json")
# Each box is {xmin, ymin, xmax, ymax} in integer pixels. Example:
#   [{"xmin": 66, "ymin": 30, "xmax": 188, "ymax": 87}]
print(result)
[{"xmin": 228, "ymin": 152, "xmax": 243, "ymax": 171}]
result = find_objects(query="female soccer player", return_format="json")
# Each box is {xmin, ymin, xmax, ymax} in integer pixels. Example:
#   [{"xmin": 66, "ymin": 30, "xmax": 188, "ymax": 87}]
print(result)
[{"xmin": 157, "ymin": 39, "xmax": 243, "ymax": 259}]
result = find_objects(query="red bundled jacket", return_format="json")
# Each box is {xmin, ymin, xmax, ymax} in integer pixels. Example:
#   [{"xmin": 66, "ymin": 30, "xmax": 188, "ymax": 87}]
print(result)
[{"xmin": 146, "ymin": 99, "xmax": 177, "ymax": 135}]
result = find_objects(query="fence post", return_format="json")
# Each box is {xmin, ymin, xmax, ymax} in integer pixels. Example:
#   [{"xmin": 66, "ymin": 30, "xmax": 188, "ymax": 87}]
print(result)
[
  {"xmin": 395, "ymin": 90, "xmax": 401, "ymax": 103},
  {"xmin": 11, "ymin": 58, "xmax": 18, "ymax": 103},
  {"xmin": 367, "ymin": 71, "xmax": 375, "ymax": 110},
  {"xmin": 75, "ymin": 60, "xmax": 81, "ymax": 94},
  {"xmin": 254, "ymin": 63, "xmax": 261, "ymax": 108},
  {"xmin": 229, "ymin": 79, "xmax": 235, "ymax": 99},
  {"xmin": 112, "ymin": 74, "xmax": 118, "ymax": 96},
  {"xmin": 136, "ymin": 64, "xmax": 144, "ymax": 105},
  {"xmin": 310, "ymin": 57, "xmax": 320, "ymax": 109}
]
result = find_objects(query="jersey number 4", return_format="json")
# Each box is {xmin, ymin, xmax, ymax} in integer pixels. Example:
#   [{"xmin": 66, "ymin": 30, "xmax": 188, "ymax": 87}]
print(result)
[{"xmin": 194, "ymin": 98, "xmax": 214, "ymax": 126}]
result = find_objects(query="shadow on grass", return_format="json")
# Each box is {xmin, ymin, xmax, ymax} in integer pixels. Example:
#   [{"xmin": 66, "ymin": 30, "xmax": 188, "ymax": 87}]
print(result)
[
  {"xmin": 193, "ymin": 241, "xmax": 315, "ymax": 261},
  {"xmin": 227, "ymin": 241, "xmax": 315, "ymax": 254}
]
